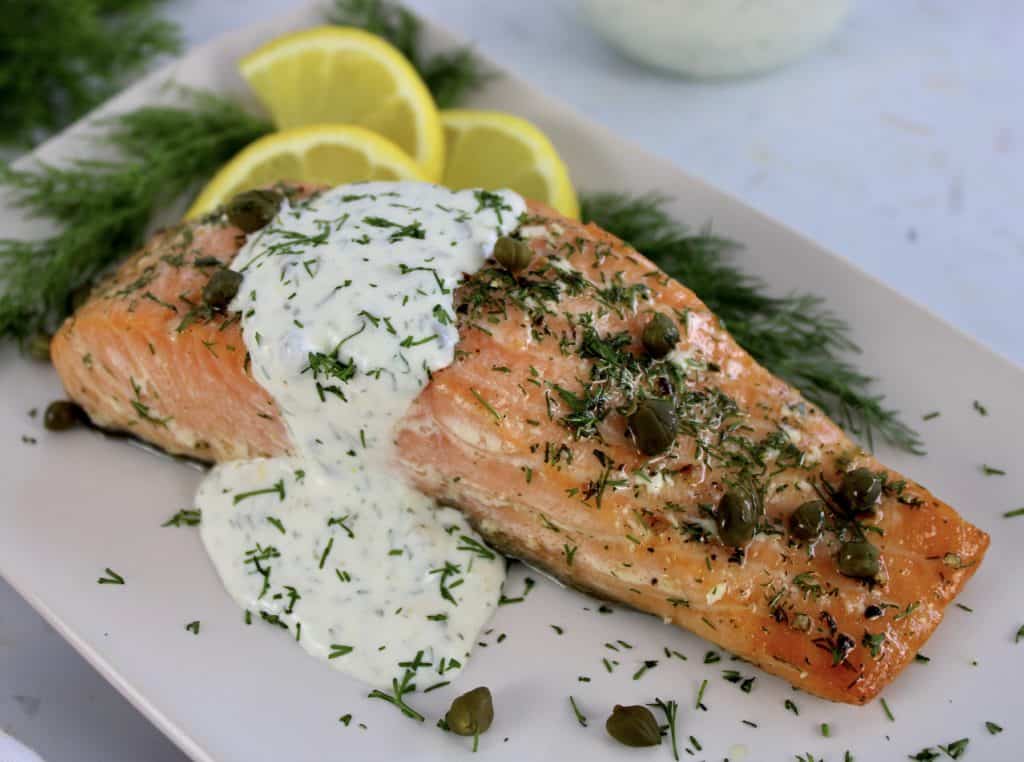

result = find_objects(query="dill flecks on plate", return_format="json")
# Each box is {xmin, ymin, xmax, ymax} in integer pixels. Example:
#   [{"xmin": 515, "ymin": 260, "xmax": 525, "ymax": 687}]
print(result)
[
  {"xmin": 579, "ymin": 193, "xmax": 922, "ymax": 453},
  {"xmin": 0, "ymin": 0, "xmax": 181, "ymax": 146},
  {"xmin": 0, "ymin": 91, "xmax": 271, "ymax": 343}
]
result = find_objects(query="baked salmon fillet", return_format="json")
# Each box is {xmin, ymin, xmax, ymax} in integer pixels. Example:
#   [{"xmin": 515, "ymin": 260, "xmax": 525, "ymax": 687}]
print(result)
[{"xmin": 51, "ymin": 191, "xmax": 988, "ymax": 705}]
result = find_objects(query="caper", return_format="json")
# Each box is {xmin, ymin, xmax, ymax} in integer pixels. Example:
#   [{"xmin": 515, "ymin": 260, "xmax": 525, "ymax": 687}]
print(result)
[
  {"xmin": 641, "ymin": 313, "xmax": 679, "ymax": 359},
  {"xmin": 44, "ymin": 400, "xmax": 83, "ymax": 431},
  {"xmin": 26, "ymin": 332, "xmax": 52, "ymax": 363},
  {"xmin": 715, "ymin": 490, "xmax": 759, "ymax": 547},
  {"xmin": 226, "ymin": 189, "xmax": 283, "ymax": 233},
  {"xmin": 837, "ymin": 540, "xmax": 880, "ymax": 580},
  {"xmin": 788, "ymin": 500, "xmax": 826, "ymax": 541},
  {"xmin": 840, "ymin": 468, "xmax": 882, "ymax": 513},
  {"xmin": 445, "ymin": 686, "xmax": 494, "ymax": 740},
  {"xmin": 605, "ymin": 704, "xmax": 661, "ymax": 748},
  {"xmin": 492, "ymin": 236, "xmax": 533, "ymax": 272},
  {"xmin": 202, "ymin": 268, "xmax": 244, "ymax": 312},
  {"xmin": 627, "ymin": 398, "xmax": 677, "ymax": 455}
]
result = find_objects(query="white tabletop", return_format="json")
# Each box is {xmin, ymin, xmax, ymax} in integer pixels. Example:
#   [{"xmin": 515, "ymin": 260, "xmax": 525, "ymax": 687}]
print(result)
[{"xmin": 2, "ymin": 1, "xmax": 1021, "ymax": 759}]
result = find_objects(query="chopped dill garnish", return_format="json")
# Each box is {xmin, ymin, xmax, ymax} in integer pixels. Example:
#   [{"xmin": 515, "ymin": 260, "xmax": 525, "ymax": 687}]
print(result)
[
  {"xmin": 632, "ymin": 659, "xmax": 657, "ymax": 680},
  {"xmin": 579, "ymin": 193, "xmax": 922, "ymax": 453},
  {"xmin": 469, "ymin": 388, "xmax": 502, "ymax": 423},
  {"xmin": 456, "ymin": 534, "xmax": 496, "ymax": 560},
  {"xmin": 569, "ymin": 695, "xmax": 587, "ymax": 727},
  {"xmin": 367, "ymin": 651, "xmax": 428, "ymax": 722},
  {"xmin": 233, "ymin": 480, "xmax": 285, "ymax": 505},
  {"xmin": 880, "ymin": 697, "xmax": 895, "ymax": 722},
  {"xmin": 695, "ymin": 679, "xmax": 709, "ymax": 711},
  {"xmin": 721, "ymin": 670, "xmax": 755, "ymax": 693},
  {"xmin": 648, "ymin": 698, "xmax": 679, "ymax": 760},
  {"xmin": 497, "ymin": 576, "xmax": 535, "ymax": 605},
  {"xmin": 97, "ymin": 567, "xmax": 125, "ymax": 585},
  {"xmin": 162, "ymin": 508, "xmax": 200, "ymax": 527},
  {"xmin": 185, "ymin": 620, "xmax": 200, "ymax": 635},
  {"xmin": 563, "ymin": 543, "xmax": 578, "ymax": 566}
]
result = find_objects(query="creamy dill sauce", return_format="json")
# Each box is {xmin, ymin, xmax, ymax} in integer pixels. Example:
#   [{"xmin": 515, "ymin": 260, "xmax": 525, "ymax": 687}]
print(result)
[
  {"xmin": 581, "ymin": 0, "xmax": 851, "ymax": 78},
  {"xmin": 196, "ymin": 182, "xmax": 525, "ymax": 688}
]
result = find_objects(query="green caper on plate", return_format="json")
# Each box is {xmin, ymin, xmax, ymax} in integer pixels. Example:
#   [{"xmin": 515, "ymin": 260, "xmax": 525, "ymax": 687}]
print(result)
[{"xmin": 605, "ymin": 704, "xmax": 661, "ymax": 747}]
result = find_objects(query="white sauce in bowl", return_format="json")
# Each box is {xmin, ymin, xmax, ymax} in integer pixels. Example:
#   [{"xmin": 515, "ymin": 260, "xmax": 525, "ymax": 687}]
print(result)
[
  {"xmin": 196, "ymin": 182, "xmax": 525, "ymax": 689},
  {"xmin": 580, "ymin": 0, "xmax": 853, "ymax": 78}
]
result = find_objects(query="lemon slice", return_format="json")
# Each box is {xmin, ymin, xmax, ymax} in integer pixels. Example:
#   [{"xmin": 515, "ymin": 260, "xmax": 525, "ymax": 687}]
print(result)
[
  {"xmin": 185, "ymin": 124, "xmax": 426, "ymax": 218},
  {"xmin": 239, "ymin": 26, "xmax": 444, "ymax": 181},
  {"xmin": 440, "ymin": 109, "xmax": 579, "ymax": 219}
]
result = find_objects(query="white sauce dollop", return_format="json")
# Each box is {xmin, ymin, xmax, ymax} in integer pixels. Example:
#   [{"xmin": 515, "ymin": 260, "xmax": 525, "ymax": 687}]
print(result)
[{"xmin": 196, "ymin": 182, "xmax": 525, "ymax": 689}]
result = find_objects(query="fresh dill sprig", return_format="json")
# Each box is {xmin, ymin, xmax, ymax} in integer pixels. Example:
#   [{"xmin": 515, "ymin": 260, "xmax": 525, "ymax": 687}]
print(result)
[
  {"xmin": 580, "ymin": 193, "xmax": 922, "ymax": 454},
  {"xmin": 648, "ymin": 698, "xmax": 679, "ymax": 761},
  {"xmin": 0, "ymin": 90, "xmax": 271, "ymax": 343},
  {"xmin": 329, "ymin": 0, "xmax": 490, "ymax": 107},
  {"xmin": 1, "ymin": 0, "xmax": 181, "ymax": 146}
]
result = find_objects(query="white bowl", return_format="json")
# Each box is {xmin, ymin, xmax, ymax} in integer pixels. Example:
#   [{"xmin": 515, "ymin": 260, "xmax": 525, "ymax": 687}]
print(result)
[{"xmin": 581, "ymin": 0, "xmax": 853, "ymax": 78}]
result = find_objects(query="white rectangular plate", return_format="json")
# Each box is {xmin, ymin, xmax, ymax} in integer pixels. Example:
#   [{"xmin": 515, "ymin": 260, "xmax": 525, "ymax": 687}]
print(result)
[{"xmin": 2, "ymin": 3, "xmax": 1022, "ymax": 760}]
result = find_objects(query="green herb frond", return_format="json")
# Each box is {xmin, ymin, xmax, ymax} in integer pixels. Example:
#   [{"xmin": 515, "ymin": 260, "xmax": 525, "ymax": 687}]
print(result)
[
  {"xmin": 329, "ymin": 0, "xmax": 490, "ymax": 107},
  {"xmin": 580, "ymin": 193, "xmax": 922, "ymax": 454},
  {"xmin": 0, "ymin": 90, "xmax": 272, "ymax": 342},
  {"xmin": 1, "ymin": 0, "xmax": 182, "ymax": 145}
]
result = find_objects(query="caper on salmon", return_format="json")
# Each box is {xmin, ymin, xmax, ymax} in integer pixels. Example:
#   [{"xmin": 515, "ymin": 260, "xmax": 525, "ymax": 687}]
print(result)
[
  {"xmin": 837, "ymin": 540, "xmax": 880, "ymax": 580},
  {"xmin": 789, "ymin": 499, "xmax": 826, "ymax": 541},
  {"xmin": 492, "ymin": 236, "xmax": 533, "ymax": 272},
  {"xmin": 202, "ymin": 268, "xmax": 244, "ymax": 312},
  {"xmin": 840, "ymin": 468, "xmax": 882, "ymax": 513},
  {"xmin": 44, "ymin": 400, "xmax": 84, "ymax": 431},
  {"xmin": 445, "ymin": 686, "xmax": 493, "ymax": 750},
  {"xmin": 641, "ymin": 312, "xmax": 679, "ymax": 359},
  {"xmin": 716, "ymin": 489, "xmax": 759, "ymax": 547},
  {"xmin": 627, "ymin": 397, "xmax": 677, "ymax": 455},
  {"xmin": 605, "ymin": 704, "xmax": 661, "ymax": 747},
  {"xmin": 225, "ymin": 188, "xmax": 283, "ymax": 233}
]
